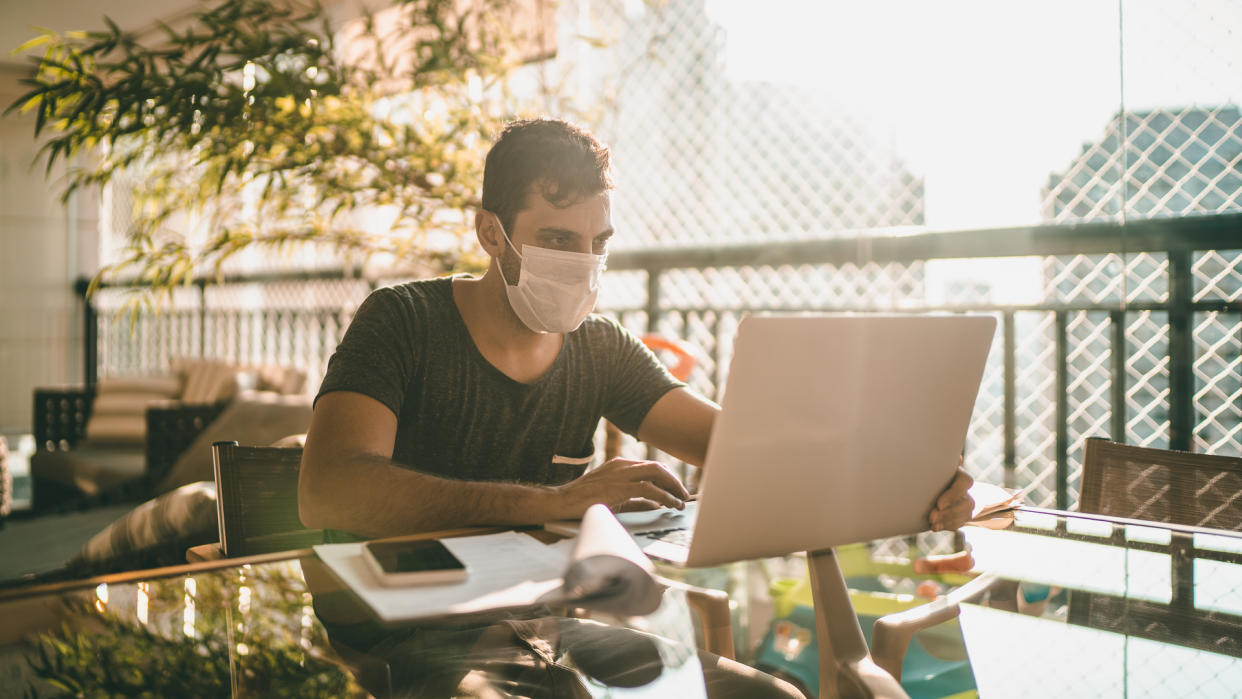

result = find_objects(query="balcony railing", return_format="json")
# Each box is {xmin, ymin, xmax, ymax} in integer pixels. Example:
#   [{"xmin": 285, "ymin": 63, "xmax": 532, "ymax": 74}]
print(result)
[{"xmin": 78, "ymin": 212, "xmax": 1242, "ymax": 511}]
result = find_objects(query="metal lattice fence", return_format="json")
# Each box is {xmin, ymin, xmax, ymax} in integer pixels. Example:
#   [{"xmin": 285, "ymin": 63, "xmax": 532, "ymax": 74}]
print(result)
[{"xmin": 593, "ymin": 216, "xmax": 1242, "ymax": 515}]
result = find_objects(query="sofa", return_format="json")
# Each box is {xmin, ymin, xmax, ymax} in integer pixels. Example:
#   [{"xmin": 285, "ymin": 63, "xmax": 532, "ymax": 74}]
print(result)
[{"xmin": 29, "ymin": 359, "xmax": 311, "ymax": 512}]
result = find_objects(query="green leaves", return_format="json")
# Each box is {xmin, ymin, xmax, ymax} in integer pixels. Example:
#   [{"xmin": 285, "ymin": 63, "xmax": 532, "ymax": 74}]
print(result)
[
  {"xmin": 8, "ymin": 0, "xmax": 531, "ymax": 301},
  {"xmin": 25, "ymin": 570, "xmax": 358, "ymax": 696}
]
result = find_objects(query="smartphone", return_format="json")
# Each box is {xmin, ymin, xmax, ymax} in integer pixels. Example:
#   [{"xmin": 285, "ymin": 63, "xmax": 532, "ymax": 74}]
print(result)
[{"xmin": 362, "ymin": 539, "xmax": 469, "ymax": 587}]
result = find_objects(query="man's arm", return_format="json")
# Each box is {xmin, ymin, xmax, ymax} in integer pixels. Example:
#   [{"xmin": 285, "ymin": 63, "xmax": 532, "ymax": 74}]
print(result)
[
  {"xmin": 299, "ymin": 391, "xmax": 689, "ymax": 538},
  {"xmin": 635, "ymin": 387, "xmax": 720, "ymax": 467}
]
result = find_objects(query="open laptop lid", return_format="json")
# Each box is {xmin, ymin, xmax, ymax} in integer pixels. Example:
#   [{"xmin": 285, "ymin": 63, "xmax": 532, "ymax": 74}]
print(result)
[{"xmin": 684, "ymin": 314, "xmax": 996, "ymax": 567}]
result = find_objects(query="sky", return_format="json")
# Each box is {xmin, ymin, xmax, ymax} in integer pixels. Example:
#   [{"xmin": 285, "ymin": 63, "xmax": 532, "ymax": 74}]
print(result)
[{"xmin": 704, "ymin": 0, "xmax": 1242, "ymax": 231}]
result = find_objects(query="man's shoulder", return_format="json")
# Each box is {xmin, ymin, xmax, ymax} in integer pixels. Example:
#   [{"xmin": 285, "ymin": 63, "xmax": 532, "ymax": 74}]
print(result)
[
  {"xmin": 362, "ymin": 277, "xmax": 455, "ymax": 316},
  {"xmin": 373, "ymin": 276, "xmax": 454, "ymax": 301}
]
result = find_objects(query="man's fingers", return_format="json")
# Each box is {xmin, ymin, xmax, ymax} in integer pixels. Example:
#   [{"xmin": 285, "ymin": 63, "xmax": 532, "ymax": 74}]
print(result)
[
  {"xmin": 937, "ymin": 468, "xmax": 973, "ymax": 509},
  {"xmin": 931, "ymin": 497, "xmax": 974, "ymax": 531},
  {"xmin": 597, "ymin": 458, "xmax": 690, "ymax": 501},
  {"xmin": 615, "ymin": 498, "xmax": 662, "ymax": 513},
  {"xmin": 634, "ymin": 479, "xmax": 687, "ymax": 509},
  {"xmin": 626, "ymin": 461, "xmax": 690, "ymax": 500}
]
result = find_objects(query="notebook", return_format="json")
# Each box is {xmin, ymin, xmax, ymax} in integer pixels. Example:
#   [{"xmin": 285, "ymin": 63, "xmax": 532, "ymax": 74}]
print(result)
[{"xmin": 547, "ymin": 314, "xmax": 997, "ymax": 567}]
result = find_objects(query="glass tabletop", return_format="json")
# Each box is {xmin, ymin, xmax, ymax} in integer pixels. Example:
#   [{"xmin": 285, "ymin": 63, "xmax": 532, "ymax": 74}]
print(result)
[
  {"xmin": 955, "ymin": 508, "xmax": 1242, "ymax": 698},
  {"xmin": 656, "ymin": 508, "xmax": 1242, "ymax": 699},
  {"xmin": 0, "ymin": 545, "xmax": 709, "ymax": 698},
  {"xmin": 2, "ymin": 510, "xmax": 1240, "ymax": 698}
]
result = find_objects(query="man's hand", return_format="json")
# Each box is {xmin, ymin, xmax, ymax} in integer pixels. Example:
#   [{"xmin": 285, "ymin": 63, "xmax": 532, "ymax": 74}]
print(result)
[
  {"xmin": 929, "ymin": 465, "xmax": 974, "ymax": 532},
  {"xmin": 551, "ymin": 458, "xmax": 690, "ymax": 520}
]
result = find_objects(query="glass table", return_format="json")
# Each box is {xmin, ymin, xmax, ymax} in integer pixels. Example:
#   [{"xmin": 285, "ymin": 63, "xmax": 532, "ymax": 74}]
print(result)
[{"xmin": 1, "ymin": 509, "xmax": 1240, "ymax": 697}]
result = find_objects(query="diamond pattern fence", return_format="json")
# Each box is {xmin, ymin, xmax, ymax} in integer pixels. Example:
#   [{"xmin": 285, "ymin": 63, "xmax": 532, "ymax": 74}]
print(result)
[
  {"xmin": 88, "ymin": 221, "xmax": 1242, "ymax": 522},
  {"xmin": 594, "ymin": 219, "xmax": 1242, "ymax": 523},
  {"xmin": 92, "ymin": 278, "xmax": 375, "ymax": 398}
]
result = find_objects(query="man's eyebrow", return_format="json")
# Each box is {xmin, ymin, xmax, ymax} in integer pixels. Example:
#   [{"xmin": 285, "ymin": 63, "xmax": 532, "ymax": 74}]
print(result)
[{"xmin": 535, "ymin": 227, "xmax": 615, "ymax": 238}]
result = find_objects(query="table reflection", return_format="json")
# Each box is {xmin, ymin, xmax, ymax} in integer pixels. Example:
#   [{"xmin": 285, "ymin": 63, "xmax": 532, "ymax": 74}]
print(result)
[{"xmin": 7, "ymin": 550, "xmax": 717, "ymax": 698}]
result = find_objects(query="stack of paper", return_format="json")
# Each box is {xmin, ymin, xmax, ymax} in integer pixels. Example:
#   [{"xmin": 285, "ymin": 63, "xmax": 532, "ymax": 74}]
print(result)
[{"xmin": 313, "ymin": 505, "xmax": 662, "ymax": 623}]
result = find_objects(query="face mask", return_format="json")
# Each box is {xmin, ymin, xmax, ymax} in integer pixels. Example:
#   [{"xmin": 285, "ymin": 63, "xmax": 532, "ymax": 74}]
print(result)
[{"xmin": 493, "ymin": 215, "xmax": 607, "ymax": 334}]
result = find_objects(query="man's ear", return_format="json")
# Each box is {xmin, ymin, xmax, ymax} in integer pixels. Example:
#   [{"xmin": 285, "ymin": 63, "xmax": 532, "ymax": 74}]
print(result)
[{"xmin": 475, "ymin": 210, "xmax": 503, "ymax": 257}]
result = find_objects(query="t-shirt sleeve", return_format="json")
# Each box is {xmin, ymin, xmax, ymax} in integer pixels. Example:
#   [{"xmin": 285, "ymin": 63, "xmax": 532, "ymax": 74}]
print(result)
[
  {"xmin": 315, "ymin": 287, "xmax": 416, "ymax": 417},
  {"xmin": 600, "ymin": 318, "xmax": 686, "ymax": 436}
]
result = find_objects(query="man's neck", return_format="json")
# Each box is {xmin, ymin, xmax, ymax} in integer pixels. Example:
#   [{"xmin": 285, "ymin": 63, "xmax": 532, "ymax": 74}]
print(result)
[{"xmin": 452, "ymin": 271, "xmax": 563, "ymax": 384}]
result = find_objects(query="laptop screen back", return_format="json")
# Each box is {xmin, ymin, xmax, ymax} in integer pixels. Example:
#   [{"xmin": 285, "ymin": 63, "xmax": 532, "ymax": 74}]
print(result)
[{"xmin": 684, "ymin": 314, "xmax": 996, "ymax": 567}]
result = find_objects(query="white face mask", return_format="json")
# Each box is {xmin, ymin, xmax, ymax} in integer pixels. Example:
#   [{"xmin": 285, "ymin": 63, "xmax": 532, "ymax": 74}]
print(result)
[{"xmin": 493, "ymin": 215, "xmax": 608, "ymax": 334}]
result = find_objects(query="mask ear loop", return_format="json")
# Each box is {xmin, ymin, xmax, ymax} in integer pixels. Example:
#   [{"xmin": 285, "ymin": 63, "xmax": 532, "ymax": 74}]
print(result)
[{"xmin": 490, "ymin": 211, "xmax": 524, "ymax": 286}]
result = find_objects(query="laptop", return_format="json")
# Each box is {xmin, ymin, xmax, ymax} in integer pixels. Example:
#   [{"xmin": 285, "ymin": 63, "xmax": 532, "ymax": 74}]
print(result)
[{"xmin": 546, "ymin": 313, "xmax": 997, "ymax": 567}]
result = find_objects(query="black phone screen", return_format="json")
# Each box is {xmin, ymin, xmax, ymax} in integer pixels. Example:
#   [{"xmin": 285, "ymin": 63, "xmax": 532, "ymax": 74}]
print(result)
[{"xmin": 365, "ymin": 540, "xmax": 466, "ymax": 574}]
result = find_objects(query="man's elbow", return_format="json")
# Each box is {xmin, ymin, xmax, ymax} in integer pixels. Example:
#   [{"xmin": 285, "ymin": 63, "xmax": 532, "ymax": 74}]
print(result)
[{"xmin": 297, "ymin": 460, "xmax": 333, "ymax": 530}]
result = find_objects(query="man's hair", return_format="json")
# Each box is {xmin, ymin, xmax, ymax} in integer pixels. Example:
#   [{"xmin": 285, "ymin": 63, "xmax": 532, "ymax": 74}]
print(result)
[{"xmin": 481, "ymin": 118, "xmax": 613, "ymax": 233}]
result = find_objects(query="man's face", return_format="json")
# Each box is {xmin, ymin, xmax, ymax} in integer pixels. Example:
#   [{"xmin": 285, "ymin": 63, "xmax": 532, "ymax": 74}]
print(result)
[{"xmin": 498, "ymin": 189, "xmax": 613, "ymax": 284}]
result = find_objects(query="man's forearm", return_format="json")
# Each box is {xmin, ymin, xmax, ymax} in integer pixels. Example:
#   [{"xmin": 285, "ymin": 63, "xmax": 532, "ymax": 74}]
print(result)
[{"xmin": 300, "ymin": 451, "xmax": 558, "ymax": 538}]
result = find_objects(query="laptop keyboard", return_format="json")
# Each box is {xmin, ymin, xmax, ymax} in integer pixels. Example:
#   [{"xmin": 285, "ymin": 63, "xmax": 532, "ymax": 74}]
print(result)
[{"xmin": 637, "ymin": 527, "xmax": 692, "ymax": 547}]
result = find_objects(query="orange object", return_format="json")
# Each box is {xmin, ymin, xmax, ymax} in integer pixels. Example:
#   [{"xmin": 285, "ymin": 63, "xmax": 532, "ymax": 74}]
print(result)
[
  {"xmin": 915, "ymin": 579, "xmax": 943, "ymax": 599},
  {"xmin": 641, "ymin": 335, "xmax": 697, "ymax": 381},
  {"xmin": 912, "ymin": 550, "xmax": 975, "ymax": 575}
]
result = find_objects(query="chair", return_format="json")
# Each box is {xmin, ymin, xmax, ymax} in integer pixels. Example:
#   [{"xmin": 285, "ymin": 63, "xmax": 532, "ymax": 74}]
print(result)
[
  {"xmin": 210, "ymin": 440, "xmax": 324, "ymax": 557},
  {"xmin": 31, "ymin": 387, "xmax": 228, "ymax": 511},
  {"xmin": 1080, "ymin": 437, "xmax": 1242, "ymax": 529},
  {"xmin": 1073, "ymin": 438, "xmax": 1242, "ymax": 654}
]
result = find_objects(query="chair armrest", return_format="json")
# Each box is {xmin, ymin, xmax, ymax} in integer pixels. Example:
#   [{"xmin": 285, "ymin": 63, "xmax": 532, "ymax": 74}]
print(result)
[
  {"xmin": 657, "ymin": 576, "xmax": 736, "ymax": 660},
  {"xmin": 33, "ymin": 387, "xmax": 97, "ymax": 450},
  {"xmin": 146, "ymin": 400, "xmax": 230, "ymax": 485},
  {"xmin": 870, "ymin": 571, "xmax": 999, "ymax": 682}
]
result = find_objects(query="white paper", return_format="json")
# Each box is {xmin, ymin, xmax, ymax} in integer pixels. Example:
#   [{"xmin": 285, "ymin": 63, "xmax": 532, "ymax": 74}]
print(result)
[
  {"xmin": 314, "ymin": 507, "xmax": 664, "ymax": 623},
  {"xmin": 561, "ymin": 504, "xmax": 663, "ymax": 615},
  {"xmin": 314, "ymin": 532, "xmax": 569, "ymax": 623}
]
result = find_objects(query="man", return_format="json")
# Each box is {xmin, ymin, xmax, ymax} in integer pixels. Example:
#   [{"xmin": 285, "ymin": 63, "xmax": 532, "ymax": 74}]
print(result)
[
  {"xmin": 298, "ymin": 118, "xmax": 974, "ymax": 536},
  {"xmin": 298, "ymin": 118, "xmax": 973, "ymax": 697}
]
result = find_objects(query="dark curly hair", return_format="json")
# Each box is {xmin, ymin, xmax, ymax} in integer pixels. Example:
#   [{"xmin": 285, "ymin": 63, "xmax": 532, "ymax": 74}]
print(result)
[{"xmin": 481, "ymin": 118, "xmax": 613, "ymax": 233}]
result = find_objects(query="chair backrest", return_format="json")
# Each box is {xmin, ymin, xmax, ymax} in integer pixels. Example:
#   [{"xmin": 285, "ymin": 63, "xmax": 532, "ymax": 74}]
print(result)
[
  {"xmin": 211, "ymin": 440, "xmax": 322, "ymax": 556},
  {"xmin": 1080, "ymin": 437, "xmax": 1242, "ymax": 530}
]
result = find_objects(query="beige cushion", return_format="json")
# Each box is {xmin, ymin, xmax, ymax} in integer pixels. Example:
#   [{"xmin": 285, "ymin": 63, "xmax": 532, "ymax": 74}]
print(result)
[
  {"xmin": 98, "ymin": 375, "xmax": 181, "ymax": 396},
  {"xmin": 94, "ymin": 392, "xmax": 164, "ymax": 415},
  {"xmin": 256, "ymin": 364, "xmax": 308, "ymax": 395},
  {"xmin": 71, "ymin": 481, "xmax": 217, "ymax": 565},
  {"xmin": 203, "ymin": 364, "xmax": 244, "ymax": 403},
  {"xmin": 154, "ymin": 390, "xmax": 313, "ymax": 493},
  {"xmin": 173, "ymin": 358, "xmax": 213, "ymax": 403},
  {"xmin": 84, "ymin": 414, "xmax": 147, "ymax": 443},
  {"xmin": 174, "ymin": 359, "xmax": 246, "ymax": 404},
  {"xmin": 83, "ymin": 373, "xmax": 181, "ymax": 445}
]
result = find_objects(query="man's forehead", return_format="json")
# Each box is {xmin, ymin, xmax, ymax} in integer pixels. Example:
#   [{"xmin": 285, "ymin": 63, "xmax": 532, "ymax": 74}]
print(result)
[
  {"xmin": 522, "ymin": 179, "xmax": 610, "ymax": 205},
  {"xmin": 515, "ymin": 187, "xmax": 611, "ymax": 223}
]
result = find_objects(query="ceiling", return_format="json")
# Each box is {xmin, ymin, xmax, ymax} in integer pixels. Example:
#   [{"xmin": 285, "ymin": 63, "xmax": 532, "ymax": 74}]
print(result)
[{"xmin": 0, "ymin": 0, "xmax": 205, "ymax": 70}]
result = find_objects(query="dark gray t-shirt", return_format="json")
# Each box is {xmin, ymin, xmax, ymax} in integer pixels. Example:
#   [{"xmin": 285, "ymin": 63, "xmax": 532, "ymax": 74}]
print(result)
[{"xmin": 317, "ymin": 277, "xmax": 683, "ymax": 485}]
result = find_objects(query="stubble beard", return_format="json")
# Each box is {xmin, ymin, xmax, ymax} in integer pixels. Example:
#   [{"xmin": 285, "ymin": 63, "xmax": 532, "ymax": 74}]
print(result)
[{"xmin": 499, "ymin": 243, "xmax": 522, "ymax": 285}]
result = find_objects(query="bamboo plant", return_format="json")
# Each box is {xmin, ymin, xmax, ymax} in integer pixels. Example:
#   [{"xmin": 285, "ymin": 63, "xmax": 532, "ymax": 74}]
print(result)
[{"xmin": 6, "ymin": 0, "xmax": 545, "ymax": 305}]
